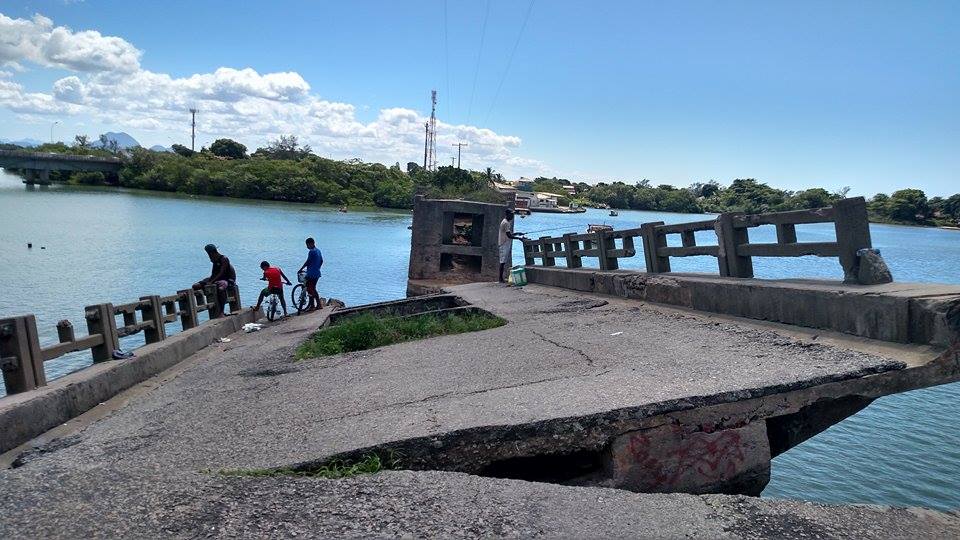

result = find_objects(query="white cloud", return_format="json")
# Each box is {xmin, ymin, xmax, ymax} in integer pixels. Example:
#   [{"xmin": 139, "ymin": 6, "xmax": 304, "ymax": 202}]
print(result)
[
  {"xmin": 0, "ymin": 13, "xmax": 141, "ymax": 73},
  {"xmin": 0, "ymin": 11, "xmax": 548, "ymax": 177}
]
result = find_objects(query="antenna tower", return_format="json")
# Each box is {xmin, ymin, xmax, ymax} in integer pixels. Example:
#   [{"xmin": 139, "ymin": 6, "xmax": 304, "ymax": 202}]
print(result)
[
  {"xmin": 425, "ymin": 90, "xmax": 438, "ymax": 171},
  {"xmin": 189, "ymin": 108, "xmax": 198, "ymax": 151}
]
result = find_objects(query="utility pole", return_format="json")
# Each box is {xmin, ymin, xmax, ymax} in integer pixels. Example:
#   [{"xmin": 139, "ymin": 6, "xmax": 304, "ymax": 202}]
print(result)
[
  {"xmin": 189, "ymin": 108, "xmax": 198, "ymax": 151},
  {"xmin": 425, "ymin": 90, "xmax": 437, "ymax": 171},
  {"xmin": 451, "ymin": 142, "xmax": 468, "ymax": 169},
  {"xmin": 450, "ymin": 157, "xmax": 456, "ymax": 167}
]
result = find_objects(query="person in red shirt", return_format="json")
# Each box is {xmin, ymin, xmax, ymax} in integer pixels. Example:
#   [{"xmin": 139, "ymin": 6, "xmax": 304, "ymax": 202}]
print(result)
[{"xmin": 253, "ymin": 260, "xmax": 293, "ymax": 317}]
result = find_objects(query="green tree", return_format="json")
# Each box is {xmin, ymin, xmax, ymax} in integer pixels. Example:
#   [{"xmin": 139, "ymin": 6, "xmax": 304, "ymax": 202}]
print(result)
[
  {"xmin": 171, "ymin": 144, "xmax": 194, "ymax": 157},
  {"xmin": 887, "ymin": 189, "xmax": 929, "ymax": 222},
  {"xmin": 209, "ymin": 138, "xmax": 247, "ymax": 159}
]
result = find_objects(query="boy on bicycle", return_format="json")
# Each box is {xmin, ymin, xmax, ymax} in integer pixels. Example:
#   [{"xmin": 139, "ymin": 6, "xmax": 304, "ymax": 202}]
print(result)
[{"xmin": 253, "ymin": 260, "xmax": 293, "ymax": 317}]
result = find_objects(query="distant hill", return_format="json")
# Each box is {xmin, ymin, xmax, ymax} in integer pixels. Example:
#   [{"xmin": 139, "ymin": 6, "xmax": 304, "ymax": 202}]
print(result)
[
  {"xmin": 95, "ymin": 132, "xmax": 141, "ymax": 149},
  {"xmin": 149, "ymin": 145, "xmax": 172, "ymax": 153},
  {"xmin": 0, "ymin": 138, "xmax": 43, "ymax": 148}
]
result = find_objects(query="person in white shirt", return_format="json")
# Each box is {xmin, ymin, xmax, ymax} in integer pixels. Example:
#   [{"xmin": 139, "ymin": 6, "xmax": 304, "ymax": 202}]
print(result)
[{"xmin": 498, "ymin": 209, "xmax": 525, "ymax": 282}]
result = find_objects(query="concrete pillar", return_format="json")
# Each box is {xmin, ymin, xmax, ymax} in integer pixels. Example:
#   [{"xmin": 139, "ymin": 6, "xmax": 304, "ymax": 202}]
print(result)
[
  {"xmin": 56, "ymin": 320, "xmax": 75, "ymax": 344},
  {"xmin": 832, "ymin": 197, "xmax": 872, "ymax": 283},
  {"xmin": 177, "ymin": 289, "xmax": 199, "ymax": 330},
  {"xmin": 563, "ymin": 233, "xmax": 582, "ymax": 268},
  {"xmin": 596, "ymin": 230, "xmax": 619, "ymax": 271},
  {"xmin": 0, "ymin": 315, "xmax": 46, "ymax": 394},
  {"xmin": 640, "ymin": 222, "xmax": 669, "ymax": 273},
  {"xmin": 204, "ymin": 284, "xmax": 223, "ymax": 319},
  {"xmin": 228, "ymin": 284, "xmax": 242, "ymax": 313},
  {"xmin": 38, "ymin": 169, "xmax": 50, "ymax": 185},
  {"xmin": 522, "ymin": 239, "xmax": 535, "ymax": 266},
  {"xmin": 138, "ymin": 295, "xmax": 167, "ymax": 344},
  {"xmin": 85, "ymin": 303, "xmax": 119, "ymax": 362},
  {"xmin": 539, "ymin": 237, "xmax": 555, "ymax": 267},
  {"xmin": 715, "ymin": 213, "xmax": 752, "ymax": 278},
  {"xmin": 607, "ymin": 421, "xmax": 771, "ymax": 496}
]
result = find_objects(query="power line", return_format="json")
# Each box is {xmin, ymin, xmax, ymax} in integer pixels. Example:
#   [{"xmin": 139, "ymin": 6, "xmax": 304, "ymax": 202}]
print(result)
[
  {"xmin": 484, "ymin": 0, "xmax": 535, "ymax": 126},
  {"xmin": 465, "ymin": 0, "xmax": 491, "ymax": 125}
]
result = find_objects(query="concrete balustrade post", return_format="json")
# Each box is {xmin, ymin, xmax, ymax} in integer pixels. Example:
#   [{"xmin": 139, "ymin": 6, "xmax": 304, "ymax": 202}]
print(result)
[
  {"xmin": 715, "ymin": 213, "xmax": 752, "ymax": 278},
  {"xmin": 596, "ymin": 230, "xmax": 618, "ymax": 271},
  {"xmin": 539, "ymin": 237, "xmax": 556, "ymax": 267},
  {"xmin": 139, "ymin": 295, "xmax": 166, "ymax": 344},
  {"xmin": 0, "ymin": 315, "xmax": 46, "ymax": 395},
  {"xmin": 832, "ymin": 197, "xmax": 872, "ymax": 283},
  {"xmin": 563, "ymin": 233, "xmax": 582, "ymax": 268},
  {"xmin": 228, "ymin": 285, "xmax": 241, "ymax": 314},
  {"xmin": 522, "ymin": 239, "xmax": 535, "ymax": 266},
  {"xmin": 204, "ymin": 284, "xmax": 223, "ymax": 319},
  {"xmin": 177, "ymin": 289, "xmax": 199, "ymax": 330},
  {"xmin": 85, "ymin": 303, "xmax": 119, "ymax": 362},
  {"xmin": 56, "ymin": 320, "xmax": 75, "ymax": 344},
  {"xmin": 640, "ymin": 222, "xmax": 668, "ymax": 273}
]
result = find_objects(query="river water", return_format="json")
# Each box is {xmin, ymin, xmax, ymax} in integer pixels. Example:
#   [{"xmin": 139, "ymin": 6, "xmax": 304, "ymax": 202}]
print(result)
[{"xmin": 1, "ymin": 169, "xmax": 958, "ymax": 510}]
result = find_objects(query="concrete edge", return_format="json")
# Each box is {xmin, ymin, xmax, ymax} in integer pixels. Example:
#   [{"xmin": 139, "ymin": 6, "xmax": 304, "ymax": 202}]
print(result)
[
  {"xmin": 0, "ymin": 309, "xmax": 260, "ymax": 454},
  {"xmin": 524, "ymin": 267, "xmax": 960, "ymax": 347}
]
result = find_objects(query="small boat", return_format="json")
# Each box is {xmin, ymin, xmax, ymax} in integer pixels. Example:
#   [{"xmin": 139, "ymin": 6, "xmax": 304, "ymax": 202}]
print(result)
[
  {"xmin": 587, "ymin": 224, "xmax": 613, "ymax": 233},
  {"xmin": 338, "ymin": 206, "xmax": 348, "ymax": 213},
  {"xmin": 609, "ymin": 210, "xmax": 619, "ymax": 217}
]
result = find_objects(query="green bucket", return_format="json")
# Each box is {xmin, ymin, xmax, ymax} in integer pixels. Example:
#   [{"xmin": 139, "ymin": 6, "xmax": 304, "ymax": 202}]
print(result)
[{"xmin": 510, "ymin": 266, "xmax": 527, "ymax": 286}]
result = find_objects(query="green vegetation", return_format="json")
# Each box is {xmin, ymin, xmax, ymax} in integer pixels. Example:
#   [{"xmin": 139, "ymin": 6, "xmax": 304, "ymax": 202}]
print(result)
[
  {"xmin": 4, "ymin": 135, "xmax": 957, "ymax": 226},
  {"xmin": 296, "ymin": 311, "xmax": 506, "ymax": 359},
  {"xmin": 569, "ymin": 178, "xmax": 960, "ymax": 227},
  {"xmin": 220, "ymin": 453, "xmax": 393, "ymax": 479}
]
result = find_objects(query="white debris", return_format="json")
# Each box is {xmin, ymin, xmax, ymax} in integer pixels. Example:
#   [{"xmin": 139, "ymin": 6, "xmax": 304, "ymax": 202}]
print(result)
[
  {"xmin": 610, "ymin": 331, "xmax": 623, "ymax": 336},
  {"xmin": 242, "ymin": 323, "xmax": 264, "ymax": 333}
]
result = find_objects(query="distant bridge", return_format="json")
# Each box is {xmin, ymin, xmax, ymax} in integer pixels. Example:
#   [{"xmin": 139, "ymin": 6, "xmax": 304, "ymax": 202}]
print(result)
[{"xmin": 0, "ymin": 149, "xmax": 122, "ymax": 184}]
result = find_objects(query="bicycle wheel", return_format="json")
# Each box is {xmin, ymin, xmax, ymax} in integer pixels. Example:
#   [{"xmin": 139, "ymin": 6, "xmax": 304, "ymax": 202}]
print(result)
[
  {"xmin": 291, "ymin": 284, "xmax": 307, "ymax": 314},
  {"xmin": 267, "ymin": 296, "xmax": 280, "ymax": 321}
]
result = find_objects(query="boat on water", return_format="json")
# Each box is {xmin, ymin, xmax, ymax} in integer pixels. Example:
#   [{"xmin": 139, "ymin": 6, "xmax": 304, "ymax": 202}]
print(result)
[
  {"xmin": 609, "ymin": 210, "xmax": 619, "ymax": 217},
  {"xmin": 587, "ymin": 224, "xmax": 614, "ymax": 233}
]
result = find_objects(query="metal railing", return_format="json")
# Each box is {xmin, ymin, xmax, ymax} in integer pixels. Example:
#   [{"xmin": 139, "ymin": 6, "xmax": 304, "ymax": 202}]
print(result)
[
  {"xmin": 0, "ymin": 149, "xmax": 122, "ymax": 164},
  {"xmin": 1, "ymin": 284, "xmax": 241, "ymax": 396},
  {"xmin": 522, "ymin": 197, "xmax": 873, "ymax": 282}
]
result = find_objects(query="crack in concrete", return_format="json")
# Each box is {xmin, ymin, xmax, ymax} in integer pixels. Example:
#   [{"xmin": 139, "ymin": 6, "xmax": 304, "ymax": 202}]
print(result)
[
  {"xmin": 530, "ymin": 330, "xmax": 594, "ymax": 365},
  {"xmin": 317, "ymin": 374, "xmax": 578, "ymax": 425}
]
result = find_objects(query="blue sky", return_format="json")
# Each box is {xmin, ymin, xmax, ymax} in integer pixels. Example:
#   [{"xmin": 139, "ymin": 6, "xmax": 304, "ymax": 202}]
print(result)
[{"xmin": 0, "ymin": 1, "xmax": 957, "ymax": 196}]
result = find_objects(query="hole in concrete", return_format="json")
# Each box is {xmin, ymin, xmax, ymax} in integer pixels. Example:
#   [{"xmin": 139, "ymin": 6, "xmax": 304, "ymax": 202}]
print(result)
[
  {"xmin": 239, "ymin": 366, "xmax": 299, "ymax": 378},
  {"xmin": 476, "ymin": 448, "xmax": 606, "ymax": 484},
  {"xmin": 439, "ymin": 253, "xmax": 482, "ymax": 274},
  {"xmin": 442, "ymin": 212, "xmax": 484, "ymax": 246}
]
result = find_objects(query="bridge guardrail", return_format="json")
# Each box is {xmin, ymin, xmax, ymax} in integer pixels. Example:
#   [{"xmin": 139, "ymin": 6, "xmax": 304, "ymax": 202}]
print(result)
[
  {"xmin": 0, "ymin": 284, "xmax": 241, "ymax": 396},
  {"xmin": 522, "ymin": 197, "xmax": 874, "ymax": 283},
  {"xmin": 0, "ymin": 149, "xmax": 122, "ymax": 164}
]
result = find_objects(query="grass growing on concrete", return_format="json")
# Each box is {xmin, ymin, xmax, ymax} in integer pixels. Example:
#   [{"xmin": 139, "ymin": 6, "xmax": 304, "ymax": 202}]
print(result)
[
  {"xmin": 220, "ymin": 453, "xmax": 392, "ymax": 479},
  {"xmin": 296, "ymin": 311, "xmax": 506, "ymax": 359}
]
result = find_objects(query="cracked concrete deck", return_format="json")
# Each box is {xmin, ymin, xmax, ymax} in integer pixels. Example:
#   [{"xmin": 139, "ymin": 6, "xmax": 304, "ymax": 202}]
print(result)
[{"xmin": 1, "ymin": 283, "xmax": 957, "ymax": 538}]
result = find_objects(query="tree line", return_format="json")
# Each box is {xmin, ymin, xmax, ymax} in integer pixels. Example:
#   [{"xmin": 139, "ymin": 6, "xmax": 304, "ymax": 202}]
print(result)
[
  {"xmin": 536, "ymin": 177, "xmax": 959, "ymax": 227},
  {"xmin": 3, "ymin": 135, "xmax": 957, "ymax": 226}
]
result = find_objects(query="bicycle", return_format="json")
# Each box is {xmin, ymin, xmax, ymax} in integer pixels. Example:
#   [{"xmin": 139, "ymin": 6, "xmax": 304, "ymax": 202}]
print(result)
[
  {"xmin": 264, "ymin": 289, "xmax": 283, "ymax": 322},
  {"xmin": 291, "ymin": 270, "xmax": 309, "ymax": 315}
]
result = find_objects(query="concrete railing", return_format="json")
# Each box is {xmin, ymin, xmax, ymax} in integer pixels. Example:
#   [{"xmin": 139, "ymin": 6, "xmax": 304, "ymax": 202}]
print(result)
[
  {"xmin": 0, "ymin": 149, "xmax": 121, "ymax": 164},
  {"xmin": 0, "ymin": 284, "xmax": 241, "ymax": 396},
  {"xmin": 522, "ymin": 197, "xmax": 875, "ymax": 283}
]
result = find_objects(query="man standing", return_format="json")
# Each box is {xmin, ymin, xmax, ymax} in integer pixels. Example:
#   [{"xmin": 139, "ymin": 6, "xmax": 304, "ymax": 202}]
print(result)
[
  {"xmin": 193, "ymin": 244, "xmax": 236, "ymax": 313},
  {"xmin": 498, "ymin": 209, "xmax": 524, "ymax": 283},
  {"xmin": 298, "ymin": 237, "xmax": 324, "ymax": 312}
]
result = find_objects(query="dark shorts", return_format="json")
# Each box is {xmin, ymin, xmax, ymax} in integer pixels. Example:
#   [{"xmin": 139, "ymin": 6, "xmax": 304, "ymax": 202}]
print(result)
[
  {"xmin": 305, "ymin": 277, "xmax": 319, "ymax": 295},
  {"xmin": 261, "ymin": 286, "xmax": 283, "ymax": 297}
]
